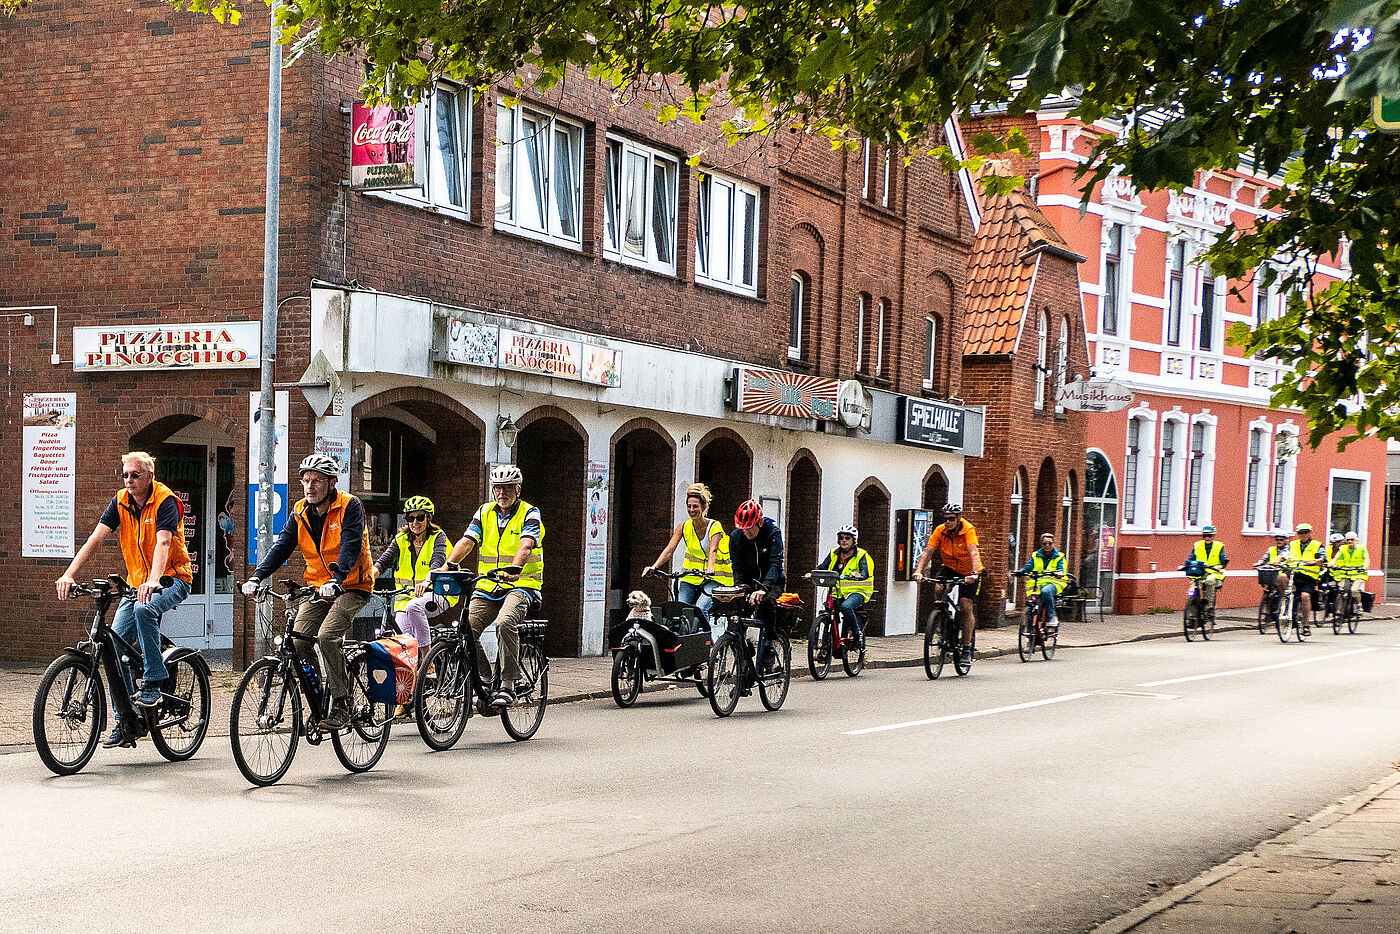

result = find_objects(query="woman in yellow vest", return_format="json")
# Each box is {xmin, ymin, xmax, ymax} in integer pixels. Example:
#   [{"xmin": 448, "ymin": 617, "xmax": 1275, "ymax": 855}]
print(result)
[
  {"xmin": 371, "ymin": 495, "xmax": 458, "ymax": 657},
  {"xmin": 1336, "ymin": 531, "xmax": 1369, "ymax": 597},
  {"xmin": 1016, "ymin": 532, "xmax": 1068, "ymax": 627},
  {"xmin": 1181, "ymin": 525, "xmax": 1228, "ymax": 616},
  {"xmin": 644, "ymin": 482, "xmax": 733, "ymax": 620},
  {"xmin": 807, "ymin": 524, "xmax": 875, "ymax": 636}
]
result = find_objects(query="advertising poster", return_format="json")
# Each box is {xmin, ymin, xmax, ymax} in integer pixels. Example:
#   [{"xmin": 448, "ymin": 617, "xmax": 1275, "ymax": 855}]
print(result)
[
  {"xmin": 584, "ymin": 461, "xmax": 609, "ymax": 601},
  {"xmin": 247, "ymin": 391, "xmax": 289, "ymax": 563},
  {"xmin": 351, "ymin": 103, "xmax": 419, "ymax": 190},
  {"xmin": 313, "ymin": 435, "xmax": 352, "ymax": 485},
  {"xmin": 22, "ymin": 392, "xmax": 76, "ymax": 558}
]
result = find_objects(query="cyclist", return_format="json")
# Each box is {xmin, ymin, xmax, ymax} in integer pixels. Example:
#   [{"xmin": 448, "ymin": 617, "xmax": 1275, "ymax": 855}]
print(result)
[
  {"xmin": 55, "ymin": 451, "xmax": 195, "ymax": 748},
  {"xmin": 443, "ymin": 464, "xmax": 543, "ymax": 706},
  {"xmin": 643, "ymin": 482, "xmax": 733, "ymax": 619},
  {"xmin": 1335, "ymin": 531, "xmax": 1369, "ymax": 603},
  {"xmin": 243, "ymin": 453, "xmax": 375, "ymax": 730},
  {"xmin": 1253, "ymin": 529, "xmax": 1292, "ymax": 602},
  {"xmin": 729, "ymin": 499, "xmax": 786, "ymax": 668},
  {"xmin": 1287, "ymin": 522, "xmax": 1327, "ymax": 636},
  {"xmin": 806, "ymin": 525, "xmax": 874, "ymax": 636},
  {"xmin": 912, "ymin": 504, "xmax": 984, "ymax": 663},
  {"xmin": 1181, "ymin": 525, "xmax": 1228, "ymax": 617},
  {"xmin": 1016, "ymin": 532, "xmax": 1067, "ymax": 631},
  {"xmin": 371, "ymin": 494, "xmax": 457, "ymax": 657}
]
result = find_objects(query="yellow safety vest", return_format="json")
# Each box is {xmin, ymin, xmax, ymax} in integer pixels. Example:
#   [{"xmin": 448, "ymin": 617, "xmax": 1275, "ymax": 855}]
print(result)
[
  {"xmin": 1287, "ymin": 539, "xmax": 1324, "ymax": 580},
  {"xmin": 1336, "ymin": 544, "xmax": 1369, "ymax": 581},
  {"xmin": 1192, "ymin": 540, "xmax": 1226, "ymax": 581},
  {"xmin": 476, "ymin": 501, "xmax": 544, "ymax": 596},
  {"xmin": 1263, "ymin": 545, "xmax": 1286, "ymax": 564},
  {"xmin": 681, "ymin": 518, "xmax": 733, "ymax": 587},
  {"xmin": 1030, "ymin": 550, "xmax": 1068, "ymax": 594},
  {"xmin": 820, "ymin": 547, "xmax": 875, "ymax": 600},
  {"xmin": 392, "ymin": 529, "xmax": 457, "ymax": 612}
]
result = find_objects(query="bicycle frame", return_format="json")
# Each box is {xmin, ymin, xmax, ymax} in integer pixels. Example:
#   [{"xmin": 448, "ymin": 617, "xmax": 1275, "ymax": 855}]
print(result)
[
  {"xmin": 619, "ymin": 570, "xmax": 712, "ymax": 684},
  {"xmin": 427, "ymin": 569, "xmax": 547, "ymax": 715},
  {"xmin": 251, "ymin": 582, "xmax": 336, "ymax": 739}
]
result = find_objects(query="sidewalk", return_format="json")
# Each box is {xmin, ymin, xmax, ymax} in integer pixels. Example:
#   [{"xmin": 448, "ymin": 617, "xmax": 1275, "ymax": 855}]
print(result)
[
  {"xmin": 1093, "ymin": 771, "xmax": 1400, "ymax": 934},
  {"xmin": 5, "ymin": 605, "xmax": 1397, "ymax": 750}
]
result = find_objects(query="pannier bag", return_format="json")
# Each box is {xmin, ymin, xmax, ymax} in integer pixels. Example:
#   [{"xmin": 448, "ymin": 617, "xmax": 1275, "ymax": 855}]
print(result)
[
  {"xmin": 1182, "ymin": 559, "xmax": 1206, "ymax": 579},
  {"xmin": 366, "ymin": 635, "xmax": 419, "ymax": 705}
]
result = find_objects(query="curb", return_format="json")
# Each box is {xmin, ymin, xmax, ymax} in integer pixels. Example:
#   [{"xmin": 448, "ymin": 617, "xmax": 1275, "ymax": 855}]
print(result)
[{"xmin": 1088, "ymin": 769, "xmax": 1400, "ymax": 934}]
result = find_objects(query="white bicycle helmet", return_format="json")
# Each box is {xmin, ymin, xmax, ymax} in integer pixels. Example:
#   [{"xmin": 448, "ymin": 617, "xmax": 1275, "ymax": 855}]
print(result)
[
  {"xmin": 1329, "ymin": 532, "xmax": 1344, "ymax": 544},
  {"xmin": 298, "ymin": 453, "xmax": 340, "ymax": 478},
  {"xmin": 838, "ymin": 524, "xmax": 859, "ymax": 540},
  {"xmin": 490, "ymin": 463, "xmax": 523, "ymax": 486}
]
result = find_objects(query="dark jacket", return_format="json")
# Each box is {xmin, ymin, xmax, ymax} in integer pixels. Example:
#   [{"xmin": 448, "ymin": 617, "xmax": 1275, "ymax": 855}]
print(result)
[{"xmin": 729, "ymin": 518, "xmax": 785, "ymax": 596}]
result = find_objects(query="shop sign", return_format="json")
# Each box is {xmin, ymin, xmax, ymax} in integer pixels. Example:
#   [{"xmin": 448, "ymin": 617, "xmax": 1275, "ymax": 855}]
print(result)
[
  {"xmin": 1057, "ymin": 377, "xmax": 1133, "ymax": 413},
  {"xmin": 73, "ymin": 323, "xmax": 260, "ymax": 372},
  {"xmin": 350, "ymin": 103, "xmax": 420, "ymax": 190},
  {"xmin": 731, "ymin": 367, "xmax": 838, "ymax": 420},
  {"xmin": 22, "ymin": 392, "xmax": 76, "ymax": 558},
  {"xmin": 898, "ymin": 397, "xmax": 966, "ymax": 451},
  {"xmin": 836, "ymin": 379, "xmax": 873, "ymax": 431},
  {"xmin": 447, "ymin": 320, "xmax": 623, "ymax": 387},
  {"xmin": 447, "ymin": 320, "xmax": 499, "ymax": 368}
]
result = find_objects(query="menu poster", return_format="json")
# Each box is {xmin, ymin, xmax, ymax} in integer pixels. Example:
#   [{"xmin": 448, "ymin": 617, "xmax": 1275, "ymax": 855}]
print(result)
[{"xmin": 22, "ymin": 393, "xmax": 76, "ymax": 558}]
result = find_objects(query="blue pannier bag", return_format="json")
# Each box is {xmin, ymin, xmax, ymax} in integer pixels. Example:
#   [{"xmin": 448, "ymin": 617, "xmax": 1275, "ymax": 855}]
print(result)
[{"xmin": 365, "ymin": 635, "xmax": 418, "ymax": 705}]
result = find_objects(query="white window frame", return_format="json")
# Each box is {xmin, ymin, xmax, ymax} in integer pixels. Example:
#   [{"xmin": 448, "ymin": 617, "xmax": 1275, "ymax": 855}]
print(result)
[
  {"xmin": 1243, "ymin": 419, "xmax": 1273, "ymax": 533},
  {"xmin": 1061, "ymin": 477, "xmax": 1073, "ymax": 553},
  {"xmin": 1165, "ymin": 238, "xmax": 1185, "ymax": 346},
  {"xmin": 875, "ymin": 298, "xmax": 890, "ymax": 376},
  {"xmin": 1156, "ymin": 413, "xmax": 1189, "ymax": 529},
  {"xmin": 923, "ymin": 315, "xmax": 938, "ymax": 390},
  {"xmin": 1008, "ymin": 471, "xmax": 1025, "ymax": 610},
  {"xmin": 1184, "ymin": 413, "xmax": 1217, "ymax": 530},
  {"xmin": 1327, "ymin": 470, "xmax": 1370, "ymax": 542},
  {"xmin": 1035, "ymin": 308, "xmax": 1049, "ymax": 410},
  {"xmin": 372, "ymin": 84, "xmax": 473, "ymax": 218},
  {"xmin": 788, "ymin": 273, "xmax": 806, "ymax": 359},
  {"xmin": 1122, "ymin": 406, "xmax": 1157, "ymax": 531},
  {"xmin": 1270, "ymin": 426, "xmax": 1299, "ymax": 533},
  {"xmin": 862, "ymin": 140, "xmax": 891, "ymax": 207},
  {"xmin": 1102, "ymin": 222, "xmax": 1123, "ymax": 336},
  {"xmin": 1196, "ymin": 261, "xmax": 1224, "ymax": 353},
  {"xmin": 695, "ymin": 170, "xmax": 762, "ymax": 296},
  {"xmin": 1054, "ymin": 317, "xmax": 1069, "ymax": 413},
  {"xmin": 855, "ymin": 293, "xmax": 869, "ymax": 373},
  {"xmin": 494, "ymin": 100, "xmax": 585, "ymax": 250},
  {"xmin": 603, "ymin": 135, "xmax": 680, "ymax": 275}
]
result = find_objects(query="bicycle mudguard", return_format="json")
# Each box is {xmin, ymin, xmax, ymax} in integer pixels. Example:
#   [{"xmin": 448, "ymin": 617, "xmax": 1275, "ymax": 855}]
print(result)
[{"xmin": 160, "ymin": 645, "xmax": 209, "ymax": 673}]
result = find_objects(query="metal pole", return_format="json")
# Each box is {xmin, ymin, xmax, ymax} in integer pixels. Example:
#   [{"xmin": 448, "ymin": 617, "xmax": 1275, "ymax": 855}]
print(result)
[{"xmin": 255, "ymin": 0, "xmax": 282, "ymax": 657}]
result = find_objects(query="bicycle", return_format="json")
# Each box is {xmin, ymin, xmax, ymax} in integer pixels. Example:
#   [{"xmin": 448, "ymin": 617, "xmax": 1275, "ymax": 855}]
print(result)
[
  {"xmin": 229, "ymin": 579, "xmax": 394, "ymax": 786},
  {"xmin": 33, "ymin": 574, "xmax": 211, "ymax": 776},
  {"xmin": 1180, "ymin": 560, "xmax": 1215, "ymax": 642},
  {"xmin": 1255, "ymin": 564, "xmax": 1291, "ymax": 634},
  {"xmin": 920, "ymin": 569, "xmax": 975, "ymax": 679},
  {"xmin": 1275, "ymin": 575, "xmax": 1315, "ymax": 644},
  {"xmin": 414, "ymin": 568, "xmax": 549, "ymax": 748},
  {"xmin": 705, "ymin": 585, "xmax": 792, "ymax": 717},
  {"xmin": 805, "ymin": 568, "xmax": 869, "ymax": 679},
  {"xmin": 1332, "ymin": 581, "xmax": 1361, "ymax": 635},
  {"xmin": 1012, "ymin": 571, "xmax": 1071, "ymax": 662},
  {"xmin": 610, "ymin": 569, "xmax": 713, "ymax": 707}
]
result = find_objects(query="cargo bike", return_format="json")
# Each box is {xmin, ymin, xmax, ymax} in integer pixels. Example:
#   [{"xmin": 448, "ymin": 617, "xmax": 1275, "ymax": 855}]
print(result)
[{"xmin": 610, "ymin": 570, "xmax": 716, "ymax": 707}]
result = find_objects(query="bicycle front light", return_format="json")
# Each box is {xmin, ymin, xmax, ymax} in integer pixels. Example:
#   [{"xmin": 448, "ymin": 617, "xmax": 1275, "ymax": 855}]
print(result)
[{"xmin": 273, "ymin": 635, "xmax": 284, "ymax": 648}]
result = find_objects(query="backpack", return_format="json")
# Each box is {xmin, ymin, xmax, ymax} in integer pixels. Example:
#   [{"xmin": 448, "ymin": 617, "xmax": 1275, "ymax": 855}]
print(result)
[{"xmin": 366, "ymin": 635, "xmax": 419, "ymax": 705}]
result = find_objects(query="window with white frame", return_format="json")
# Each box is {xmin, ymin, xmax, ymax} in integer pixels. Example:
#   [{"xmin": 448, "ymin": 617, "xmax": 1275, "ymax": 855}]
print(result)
[
  {"xmin": 788, "ymin": 273, "xmax": 807, "ymax": 359},
  {"xmin": 603, "ymin": 136, "xmax": 680, "ymax": 274},
  {"xmin": 1271, "ymin": 431, "xmax": 1297, "ymax": 531},
  {"xmin": 875, "ymin": 298, "xmax": 890, "ymax": 376},
  {"xmin": 494, "ymin": 102, "xmax": 584, "ymax": 248},
  {"xmin": 924, "ymin": 315, "xmax": 939, "ymax": 390},
  {"xmin": 380, "ymin": 85, "xmax": 472, "ymax": 213},
  {"xmin": 1186, "ymin": 421, "xmax": 1207, "ymax": 526},
  {"xmin": 1055, "ymin": 316, "xmax": 1069, "ymax": 412},
  {"xmin": 862, "ymin": 139, "xmax": 891, "ymax": 207},
  {"xmin": 695, "ymin": 171, "xmax": 761, "ymax": 295},
  {"xmin": 1254, "ymin": 269, "xmax": 1271, "ymax": 327},
  {"xmin": 1124, "ymin": 417, "xmax": 1143, "ymax": 526},
  {"xmin": 1244, "ymin": 426, "xmax": 1268, "ymax": 530},
  {"xmin": 1102, "ymin": 223, "xmax": 1123, "ymax": 335},
  {"xmin": 1035, "ymin": 308, "xmax": 1049, "ymax": 410},
  {"xmin": 1061, "ymin": 478, "xmax": 1073, "ymax": 552},
  {"xmin": 1329, "ymin": 476, "xmax": 1366, "ymax": 537},
  {"xmin": 1008, "ymin": 471, "xmax": 1025, "ymax": 609},
  {"xmin": 1198, "ymin": 261, "xmax": 1219, "ymax": 352},
  {"xmin": 1166, "ymin": 239, "xmax": 1185, "ymax": 346},
  {"xmin": 1158, "ymin": 419, "xmax": 1182, "ymax": 526},
  {"xmin": 855, "ymin": 293, "xmax": 870, "ymax": 373}
]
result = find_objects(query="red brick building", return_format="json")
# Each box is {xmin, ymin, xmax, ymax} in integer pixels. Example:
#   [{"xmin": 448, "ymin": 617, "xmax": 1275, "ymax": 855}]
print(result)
[{"xmin": 1, "ymin": 0, "xmax": 989, "ymax": 664}]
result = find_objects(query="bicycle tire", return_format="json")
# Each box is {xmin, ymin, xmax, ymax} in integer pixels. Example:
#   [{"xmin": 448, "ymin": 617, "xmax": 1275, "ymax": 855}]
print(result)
[
  {"xmin": 230, "ymin": 658, "xmax": 302, "ymax": 787},
  {"xmin": 332, "ymin": 655, "xmax": 392, "ymax": 773},
  {"xmin": 33, "ymin": 653, "xmax": 106, "ymax": 776},
  {"xmin": 1276, "ymin": 608, "xmax": 1293, "ymax": 643},
  {"xmin": 1018, "ymin": 617, "xmax": 1035, "ymax": 663},
  {"xmin": 1183, "ymin": 599, "xmax": 1199, "ymax": 642},
  {"xmin": 1332, "ymin": 599, "xmax": 1343, "ymax": 634},
  {"xmin": 502, "ymin": 642, "xmax": 548, "ymax": 741},
  {"xmin": 759, "ymin": 634, "xmax": 791, "ymax": 710},
  {"xmin": 1347, "ymin": 593, "xmax": 1360, "ymax": 634},
  {"xmin": 807, "ymin": 614, "xmax": 831, "ymax": 681},
  {"xmin": 1201, "ymin": 606, "xmax": 1214, "ymax": 641},
  {"xmin": 415, "ymin": 640, "xmax": 469, "ymax": 751},
  {"xmin": 149, "ymin": 657, "xmax": 211, "ymax": 762},
  {"xmin": 1257, "ymin": 597, "xmax": 1270, "ymax": 634},
  {"xmin": 610, "ymin": 646, "xmax": 642, "ymax": 708},
  {"xmin": 923, "ymin": 610, "xmax": 947, "ymax": 680},
  {"xmin": 707, "ymin": 636, "xmax": 742, "ymax": 717},
  {"xmin": 1041, "ymin": 623, "xmax": 1058, "ymax": 661},
  {"xmin": 840, "ymin": 622, "xmax": 865, "ymax": 677}
]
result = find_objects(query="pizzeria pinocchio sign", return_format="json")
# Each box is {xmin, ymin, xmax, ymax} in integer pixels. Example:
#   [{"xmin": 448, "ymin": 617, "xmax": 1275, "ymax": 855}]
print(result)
[{"xmin": 73, "ymin": 323, "xmax": 261, "ymax": 372}]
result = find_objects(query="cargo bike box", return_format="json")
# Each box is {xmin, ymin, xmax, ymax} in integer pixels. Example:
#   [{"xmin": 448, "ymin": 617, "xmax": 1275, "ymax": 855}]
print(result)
[{"xmin": 609, "ymin": 603, "xmax": 712, "ymax": 675}]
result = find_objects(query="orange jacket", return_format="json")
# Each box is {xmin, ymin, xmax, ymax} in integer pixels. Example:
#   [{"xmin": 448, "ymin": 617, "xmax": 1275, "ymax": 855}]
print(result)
[
  {"xmin": 292, "ymin": 490, "xmax": 374, "ymax": 591},
  {"xmin": 117, "ymin": 482, "xmax": 194, "ymax": 586}
]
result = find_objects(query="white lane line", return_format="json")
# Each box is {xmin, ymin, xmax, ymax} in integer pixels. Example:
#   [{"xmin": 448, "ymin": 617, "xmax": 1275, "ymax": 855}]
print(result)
[
  {"xmin": 1094, "ymin": 689, "xmax": 1181, "ymax": 700},
  {"xmin": 843, "ymin": 692, "xmax": 1093, "ymax": 736},
  {"xmin": 1136, "ymin": 648, "xmax": 1377, "ymax": 688}
]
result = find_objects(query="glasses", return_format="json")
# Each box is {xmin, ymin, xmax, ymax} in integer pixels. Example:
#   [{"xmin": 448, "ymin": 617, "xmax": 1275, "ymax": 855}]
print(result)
[
  {"xmin": 407, "ymin": 514, "xmax": 429, "ymax": 523},
  {"xmin": 117, "ymin": 470, "xmax": 147, "ymax": 479}
]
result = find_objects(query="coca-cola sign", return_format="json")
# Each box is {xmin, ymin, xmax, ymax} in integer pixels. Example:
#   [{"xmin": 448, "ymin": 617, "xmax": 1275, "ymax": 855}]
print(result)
[{"xmin": 351, "ymin": 103, "xmax": 421, "ymax": 191}]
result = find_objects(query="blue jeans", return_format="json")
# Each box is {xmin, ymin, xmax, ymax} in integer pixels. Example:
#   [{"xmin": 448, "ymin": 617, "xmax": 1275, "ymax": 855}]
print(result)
[
  {"xmin": 1036, "ymin": 583, "xmax": 1059, "ymax": 621},
  {"xmin": 837, "ymin": 593, "xmax": 868, "ymax": 634},
  {"xmin": 110, "ymin": 577, "xmax": 190, "ymax": 709},
  {"xmin": 678, "ymin": 579, "xmax": 716, "ymax": 621}
]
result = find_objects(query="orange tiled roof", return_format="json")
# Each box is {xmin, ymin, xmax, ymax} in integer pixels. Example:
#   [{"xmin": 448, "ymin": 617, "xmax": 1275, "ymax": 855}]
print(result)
[{"xmin": 964, "ymin": 161, "xmax": 1082, "ymax": 356}]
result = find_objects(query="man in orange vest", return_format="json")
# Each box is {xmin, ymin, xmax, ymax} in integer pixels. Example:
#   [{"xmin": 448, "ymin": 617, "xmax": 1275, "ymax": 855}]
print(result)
[
  {"xmin": 245, "ymin": 453, "xmax": 375, "ymax": 729},
  {"xmin": 56, "ymin": 451, "xmax": 194, "ymax": 747}
]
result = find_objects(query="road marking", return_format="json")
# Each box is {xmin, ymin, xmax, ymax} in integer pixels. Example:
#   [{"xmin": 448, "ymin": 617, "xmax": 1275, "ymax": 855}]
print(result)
[
  {"xmin": 1136, "ymin": 648, "xmax": 1376, "ymax": 688},
  {"xmin": 1094, "ymin": 689, "xmax": 1181, "ymax": 700},
  {"xmin": 844, "ymin": 693, "xmax": 1093, "ymax": 735}
]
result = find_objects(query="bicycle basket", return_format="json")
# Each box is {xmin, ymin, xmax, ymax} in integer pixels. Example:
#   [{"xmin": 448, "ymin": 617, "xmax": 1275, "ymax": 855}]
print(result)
[
  {"xmin": 807, "ymin": 569, "xmax": 841, "ymax": 588},
  {"xmin": 1256, "ymin": 568, "xmax": 1278, "ymax": 588},
  {"xmin": 1183, "ymin": 559, "xmax": 1206, "ymax": 579},
  {"xmin": 774, "ymin": 603, "xmax": 802, "ymax": 637}
]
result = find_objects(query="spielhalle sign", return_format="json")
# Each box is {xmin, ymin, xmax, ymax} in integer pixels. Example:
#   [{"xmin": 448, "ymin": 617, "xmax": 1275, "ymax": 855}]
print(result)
[{"xmin": 73, "ymin": 323, "xmax": 261, "ymax": 372}]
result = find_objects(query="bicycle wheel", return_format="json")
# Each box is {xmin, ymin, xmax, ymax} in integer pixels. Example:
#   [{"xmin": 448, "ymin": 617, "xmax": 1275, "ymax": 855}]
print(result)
[
  {"xmin": 1347, "ymin": 593, "xmax": 1360, "ymax": 634},
  {"xmin": 32, "ymin": 653, "xmax": 106, "ymax": 776},
  {"xmin": 149, "ymin": 657, "xmax": 211, "ymax": 762},
  {"xmin": 1276, "ymin": 606, "xmax": 1293, "ymax": 643},
  {"xmin": 610, "ymin": 646, "xmax": 642, "ymax": 708},
  {"xmin": 415, "ymin": 641, "xmax": 469, "ymax": 751},
  {"xmin": 502, "ymin": 642, "xmax": 548, "ymax": 741},
  {"xmin": 1183, "ymin": 600, "xmax": 1199, "ymax": 642},
  {"xmin": 954, "ymin": 628, "xmax": 974, "ymax": 676},
  {"xmin": 1041, "ymin": 622, "xmax": 1058, "ymax": 661},
  {"xmin": 1332, "ymin": 597, "xmax": 1343, "ymax": 634},
  {"xmin": 1257, "ymin": 597, "xmax": 1270, "ymax": 634},
  {"xmin": 1017, "ymin": 618, "xmax": 1035, "ymax": 662},
  {"xmin": 230, "ymin": 658, "xmax": 302, "ymax": 787},
  {"xmin": 807, "ymin": 614, "xmax": 832, "ymax": 681},
  {"xmin": 707, "ymin": 636, "xmax": 742, "ymax": 717},
  {"xmin": 840, "ymin": 622, "xmax": 865, "ymax": 677},
  {"xmin": 1200, "ymin": 606, "xmax": 1214, "ymax": 641},
  {"xmin": 332, "ymin": 655, "xmax": 392, "ymax": 773},
  {"xmin": 1297, "ymin": 606, "xmax": 1311, "ymax": 642},
  {"xmin": 923, "ymin": 610, "xmax": 947, "ymax": 680},
  {"xmin": 759, "ymin": 634, "xmax": 791, "ymax": 710}
]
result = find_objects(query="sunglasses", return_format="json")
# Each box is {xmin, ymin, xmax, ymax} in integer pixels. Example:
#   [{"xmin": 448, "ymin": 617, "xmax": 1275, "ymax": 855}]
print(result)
[
  {"xmin": 117, "ymin": 470, "xmax": 147, "ymax": 479},
  {"xmin": 407, "ymin": 514, "xmax": 429, "ymax": 523}
]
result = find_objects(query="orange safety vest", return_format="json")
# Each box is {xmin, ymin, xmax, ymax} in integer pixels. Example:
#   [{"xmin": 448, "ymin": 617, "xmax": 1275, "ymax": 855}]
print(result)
[
  {"xmin": 292, "ymin": 490, "xmax": 374, "ymax": 591},
  {"xmin": 116, "ymin": 482, "xmax": 194, "ymax": 586}
]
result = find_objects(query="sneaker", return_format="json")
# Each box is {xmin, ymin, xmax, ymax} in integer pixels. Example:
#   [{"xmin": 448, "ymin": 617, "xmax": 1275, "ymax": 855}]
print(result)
[
  {"xmin": 321, "ymin": 699, "xmax": 351, "ymax": 730},
  {"xmin": 101, "ymin": 725, "xmax": 129, "ymax": 748},
  {"xmin": 133, "ymin": 684, "xmax": 162, "ymax": 708},
  {"xmin": 492, "ymin": 686, "xmax": 516, "ymax": 707}
]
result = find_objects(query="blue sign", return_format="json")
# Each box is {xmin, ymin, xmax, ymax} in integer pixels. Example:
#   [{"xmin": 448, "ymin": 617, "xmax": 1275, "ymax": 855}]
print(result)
[{"xmin": 247, "ymin": 484, "xmax": 289, "ymax": 564}]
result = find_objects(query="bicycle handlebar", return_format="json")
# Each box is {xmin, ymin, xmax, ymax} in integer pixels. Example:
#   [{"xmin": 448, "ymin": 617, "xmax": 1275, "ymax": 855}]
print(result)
[{"xmin": 67, "ymin": 574, "xmax": 170, "ymax": 600}]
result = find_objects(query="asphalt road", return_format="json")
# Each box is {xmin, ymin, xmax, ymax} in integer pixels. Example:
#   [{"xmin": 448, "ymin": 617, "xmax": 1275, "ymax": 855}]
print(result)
[{"xmin": 4, "ymin": 625, "xmax": 1400, "ymax": 934}]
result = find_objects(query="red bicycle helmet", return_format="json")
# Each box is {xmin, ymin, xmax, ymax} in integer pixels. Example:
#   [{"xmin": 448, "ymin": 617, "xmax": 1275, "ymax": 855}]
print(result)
[{"xmin": 734, "ymin": 499, "xmax": 763, "ymax": 530}]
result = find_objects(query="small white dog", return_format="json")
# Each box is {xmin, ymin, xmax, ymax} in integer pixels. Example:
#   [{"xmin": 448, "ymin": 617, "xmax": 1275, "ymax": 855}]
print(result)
[{"xmin": 626, "ymin": 590, "xmax": 653, "ymax": 620}]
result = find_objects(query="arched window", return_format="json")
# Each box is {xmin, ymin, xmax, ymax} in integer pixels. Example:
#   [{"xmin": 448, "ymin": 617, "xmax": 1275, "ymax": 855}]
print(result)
[
  {"xmin": 1035, "ymin": 308, "xmax": 1050, "ymax": 409},
  {"xmin": 1054, "ymin": 316, "xmax": 1069, "ymax": 413},
  {"xmin": 1008, "ymin": 470, "xmax": 1026, "ymax": 609},
  {"xmin": 855, "ymin": 292, "xmax": 871, "ymax": 373},
  {"xmin": 924, "ymin": 315, "xmax": 940, "ymax": 392},
  {"xmin": 1245, "ymin": 425, "xmax": 1269, "ymax": 530},
  {"xmin": 788, "ymin": 272, "xmax": 808, "ymax": 360},
  {"xmin": 1082, "ymin": 452, "xmax": 1119, "ymax": 608},
  {"xmin": 1062, "ymin": 477, "xmax": 1074, "ymax": 553},
  {"xmin": 1158, "ymin": 418, "xmax": 1181, "ymax": 527}
]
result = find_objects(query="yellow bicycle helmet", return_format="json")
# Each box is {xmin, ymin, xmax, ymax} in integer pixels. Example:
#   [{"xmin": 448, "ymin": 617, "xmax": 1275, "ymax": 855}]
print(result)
[{"xmin": 403, "ymin": 495, "xmax": 435, "ymax": 515}]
